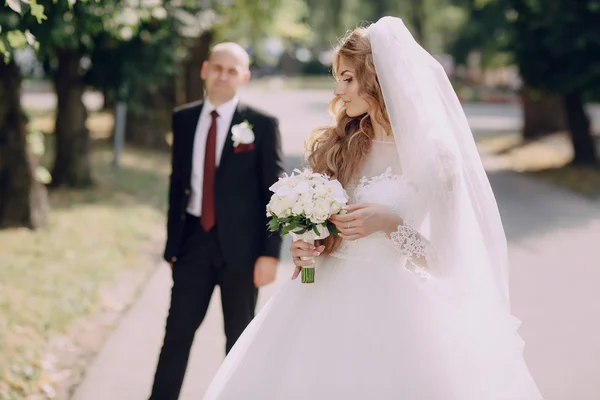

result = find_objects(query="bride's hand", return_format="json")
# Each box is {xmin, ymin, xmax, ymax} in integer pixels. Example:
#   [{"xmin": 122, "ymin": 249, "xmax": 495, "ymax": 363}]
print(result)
[
  {"xmin": 330, "ymin": 203, "xmax": 402, "ymax": 241},
  {"xmin": 289, "ymin": 240, "xmax": 326, "ymax": 280}
]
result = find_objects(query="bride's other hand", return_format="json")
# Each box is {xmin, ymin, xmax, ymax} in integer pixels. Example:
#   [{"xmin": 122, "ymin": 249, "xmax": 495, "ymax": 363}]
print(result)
[
  {"xmin": 289, "ymin": 240, "xmax": 325, "ymax": 280},
  {"xmin": 330, "ymin": 203, "xmax": 402, "ymax": 241}
]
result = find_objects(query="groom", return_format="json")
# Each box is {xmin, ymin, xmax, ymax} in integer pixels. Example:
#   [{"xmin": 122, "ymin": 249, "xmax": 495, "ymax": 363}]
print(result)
[{"xmin": 149, "ymin": 42, "xmax": 284, "ymax": 399}]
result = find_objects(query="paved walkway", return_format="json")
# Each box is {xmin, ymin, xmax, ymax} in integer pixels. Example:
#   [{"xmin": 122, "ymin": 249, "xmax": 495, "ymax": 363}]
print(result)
[
  {"xmin": 71, "ymin": 259, "xmax": 297, "ymax": 400},
  {"xmin": 70, "ymin": 88, "xmax": 600, "ymax": 400},
  {"xmin": 491, "ymin": 171, "xmax": 600, "ymax": 400}
]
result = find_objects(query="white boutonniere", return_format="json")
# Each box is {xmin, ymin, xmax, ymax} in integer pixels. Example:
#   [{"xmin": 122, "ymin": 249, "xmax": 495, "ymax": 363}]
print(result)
[{"xmin": 231, "ymin": 120, "xmax": 255, "ymax": 148}]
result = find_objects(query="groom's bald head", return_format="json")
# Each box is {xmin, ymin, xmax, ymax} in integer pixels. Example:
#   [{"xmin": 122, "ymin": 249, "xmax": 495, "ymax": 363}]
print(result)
[
  {"xmin": 209, "ymin": 42, "xmax": 250, "ymax": 70},
  {"xmin": 201, "ymin": 42, "xmax": 251, "ymax": 105}
]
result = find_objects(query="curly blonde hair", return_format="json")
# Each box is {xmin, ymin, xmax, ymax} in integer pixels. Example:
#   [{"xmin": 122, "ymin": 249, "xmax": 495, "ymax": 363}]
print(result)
[{"xmin": 306, "ymin": 26, "xmax": 392, "ymax": 253}]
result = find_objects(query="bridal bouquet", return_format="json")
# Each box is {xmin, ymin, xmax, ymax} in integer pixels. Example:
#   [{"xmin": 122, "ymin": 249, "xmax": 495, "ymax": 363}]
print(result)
[{"xmin": 266, "ymin": 169, "xmax": 348, "ymax": 283}]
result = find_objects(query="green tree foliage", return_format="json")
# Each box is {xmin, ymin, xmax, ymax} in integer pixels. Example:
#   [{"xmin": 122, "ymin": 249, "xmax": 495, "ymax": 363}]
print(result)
[
  {"xmin": 0, "ymin": 0, "xmax": 46, "ymax": 60},
  {"xmin": 85, "ymin": 3, "xmax": 190, "ymax": 110},
  {"xmin": 450, "ymin": 0, "xmax": 512, "ymax": 67},
  {"xmin": 20, "ymin": 0, "xmax": 190, "ymax": 184}
]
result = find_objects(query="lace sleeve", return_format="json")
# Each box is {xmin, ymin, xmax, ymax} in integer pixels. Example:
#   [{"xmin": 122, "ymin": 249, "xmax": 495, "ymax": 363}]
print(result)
[{"xmin": 389, "ymin": 223, "xmax": 435, "ymax": 267}]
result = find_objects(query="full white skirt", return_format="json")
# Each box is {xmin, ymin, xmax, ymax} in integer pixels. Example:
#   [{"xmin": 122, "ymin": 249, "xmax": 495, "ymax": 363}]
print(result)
[{"xmin": 203, "ymin": 239, "xmax": 543, "ymax": 400}]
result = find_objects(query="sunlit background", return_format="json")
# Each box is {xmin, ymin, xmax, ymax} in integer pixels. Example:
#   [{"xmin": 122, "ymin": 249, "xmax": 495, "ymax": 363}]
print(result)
[{"xmin": 1, "ymin": 0, "xmax": 599, "ymax": 399}]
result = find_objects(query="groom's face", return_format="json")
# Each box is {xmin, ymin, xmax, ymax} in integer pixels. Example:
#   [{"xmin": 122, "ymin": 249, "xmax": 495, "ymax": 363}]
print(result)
[{"xmin": 201, "ymin": 47, "xmax": 250, "ymax": 104}]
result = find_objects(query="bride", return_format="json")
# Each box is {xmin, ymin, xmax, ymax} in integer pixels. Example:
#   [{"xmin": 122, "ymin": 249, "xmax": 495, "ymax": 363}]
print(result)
[{"xmin": 203, "ymin": 17, "xmax": 543, "ymax": 399}]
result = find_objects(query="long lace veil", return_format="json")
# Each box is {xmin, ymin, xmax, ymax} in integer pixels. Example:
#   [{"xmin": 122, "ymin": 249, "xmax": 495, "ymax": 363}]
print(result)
[{"xmin": 368, "ymin": 17, "xmax": 510, "ymax": 309}]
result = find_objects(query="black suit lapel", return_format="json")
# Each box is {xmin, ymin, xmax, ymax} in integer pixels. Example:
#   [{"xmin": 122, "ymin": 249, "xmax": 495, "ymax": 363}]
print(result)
[{"xmin": 218, "ymin": 103, "xmax": 248, "ymax": 171}]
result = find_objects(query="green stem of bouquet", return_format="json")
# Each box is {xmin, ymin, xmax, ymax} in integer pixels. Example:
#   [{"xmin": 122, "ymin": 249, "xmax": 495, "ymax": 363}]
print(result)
[{"xmin": 302, "ymin": 267, "xmax": 315, "ymax": 284}]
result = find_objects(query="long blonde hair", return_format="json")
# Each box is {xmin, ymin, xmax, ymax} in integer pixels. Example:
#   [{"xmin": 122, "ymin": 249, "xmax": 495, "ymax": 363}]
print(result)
[{"xmin": 306, "ymin": 26, "xmax": 392, "ymax": 253}]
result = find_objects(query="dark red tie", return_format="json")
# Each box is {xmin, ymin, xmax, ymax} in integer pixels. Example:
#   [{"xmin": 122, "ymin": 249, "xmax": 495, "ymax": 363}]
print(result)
[{"xmin": 201, "ymin": 110, "xmax": 219, "ymax": 231}]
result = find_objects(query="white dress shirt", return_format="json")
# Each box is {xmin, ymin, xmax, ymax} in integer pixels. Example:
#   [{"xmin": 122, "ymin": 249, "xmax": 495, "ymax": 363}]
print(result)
[{"xmin": 187, "ymin": 96, "xmax": 239, "ymax": 216}]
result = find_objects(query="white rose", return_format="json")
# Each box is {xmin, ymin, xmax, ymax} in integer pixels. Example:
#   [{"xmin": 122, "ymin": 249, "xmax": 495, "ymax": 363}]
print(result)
[
  {"xmin": 270, "ymin": 192, "xmax": 296, "ymax": 217},
  {"xmin": 309, "ymin": 199, "xmax": 330, "ymax": 224},
  {"xmin": 317, "ymin": 198, "xmax": 332, "ymax": 213},
  {"xmin": 310, "ymin": 213, "xmax": 329, "ymax": 225},
  {"xmin": 280, "ymin": 197, "xmax": 293, "ymax": 215},
  {"xmin": 302, "ymin": 203, "xmax": 314, "ymax": 217},
  {"xmin": 298, "ymin": 196, "xmax": 313, "ymax": 216},
  {"xmin": 329, "ymin": 201, "xmax": 343, "ymax": 215},
  {"xmin": 298, "ymin": 192, "xmax": 312, "ymax": 205},
  {"xmin": 293, "ymin": 197, "xmax": 309, "ymax": 214},
  {"xmin": 267, "ymin": 198, "xmax": 284, "ymax": 217},
  {"xmin": 276, "ymin": 201, "xmax": 293, "ymax": 218}
]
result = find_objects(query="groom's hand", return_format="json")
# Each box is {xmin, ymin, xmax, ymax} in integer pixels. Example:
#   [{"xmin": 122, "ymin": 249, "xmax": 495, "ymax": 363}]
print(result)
[{"xmin": 254, "ymin": 256, "xmax": 278, "ymax": 287}]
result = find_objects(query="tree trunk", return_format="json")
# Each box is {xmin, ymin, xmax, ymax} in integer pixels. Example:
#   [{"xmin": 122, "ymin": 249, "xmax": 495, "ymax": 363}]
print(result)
[
  {"xmin": 0, "ymin": 61, "xmax": 48, "ymax": 229},
  {"xmin": 184, "ymin": 30, "xmax": 213, "ymax": 104},
  {"xmin": 563, "ymin": 91, "xmax": 597, "ymax": 165},
  {"xmin": 102, "ymin": 86, "xmax": 114, "ymax": 110},
  {"xmin": 51, "ymin": 50, "xmax": 93, "ymax": 187},
  {"xmin": 125, "ymin": 76, "xmax": 176, "ymax": 150},
  {"xmin": 521, "ymin": 86, "xmax": 566, "ymax": 139},
  {"xmin": 124, "ymin": 30, "xmax": 212, "ymax": 149},
  {"xmin": 278, "ymin": 49, "xmax": 302, "ymax": 76}
]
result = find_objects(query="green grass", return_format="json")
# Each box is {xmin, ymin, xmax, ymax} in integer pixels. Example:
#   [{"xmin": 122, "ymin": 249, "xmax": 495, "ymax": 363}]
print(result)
[{"xmin": 0, "ymin": 133, "xmax": 170, "ymax": 399}]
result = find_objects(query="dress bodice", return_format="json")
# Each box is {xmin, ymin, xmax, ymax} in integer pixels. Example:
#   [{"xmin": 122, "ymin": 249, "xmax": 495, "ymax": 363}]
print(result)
[
  {"xmin": 330, "ymin": 141, "xmax": 425, "ymax": 260},
  {"xmin": 352, "ymin": 167, "xmax": 419, "ymax": 218}
]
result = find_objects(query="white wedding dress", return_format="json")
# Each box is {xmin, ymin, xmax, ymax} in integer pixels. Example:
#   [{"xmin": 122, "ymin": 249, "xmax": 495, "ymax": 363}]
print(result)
[{"xmin": 203, "ymin": 141, "xmax": 543, "ymax": 400}]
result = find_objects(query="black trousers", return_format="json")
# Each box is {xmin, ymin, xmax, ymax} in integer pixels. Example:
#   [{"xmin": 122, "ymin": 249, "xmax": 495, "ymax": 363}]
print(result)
[{"xmin": 149, "ymin": 214, "xmax": 258, "ymax": 400}]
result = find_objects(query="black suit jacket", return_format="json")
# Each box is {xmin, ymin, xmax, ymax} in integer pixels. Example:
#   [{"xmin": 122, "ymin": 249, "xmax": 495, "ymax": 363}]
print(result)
[{"xmin": 163, "ymin": 100, "xmax": 284, "ymax": 270}]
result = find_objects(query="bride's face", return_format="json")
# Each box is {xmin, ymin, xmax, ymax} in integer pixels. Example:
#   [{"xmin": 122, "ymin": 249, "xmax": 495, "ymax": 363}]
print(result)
[{"xmin": 334, "ymin": 58, "xmax": 370, "ymax": 118}]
